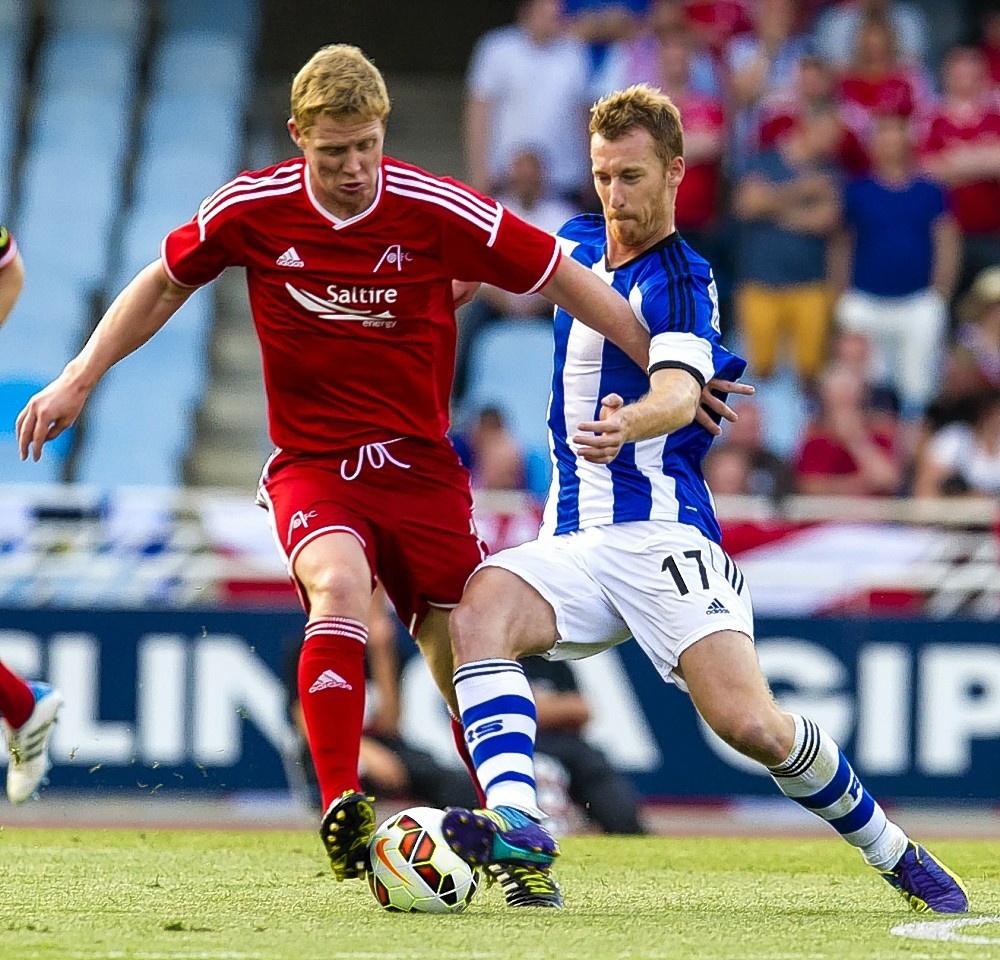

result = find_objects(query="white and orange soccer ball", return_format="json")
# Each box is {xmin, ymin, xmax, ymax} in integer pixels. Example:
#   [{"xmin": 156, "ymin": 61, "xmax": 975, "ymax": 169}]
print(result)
[{"xmin": 367, "ymin": 806, "xmax": 480, "ymax": 914}]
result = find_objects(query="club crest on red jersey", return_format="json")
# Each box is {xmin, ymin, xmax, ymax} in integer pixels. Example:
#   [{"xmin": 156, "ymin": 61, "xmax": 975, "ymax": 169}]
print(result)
[{"xmin": 372, "ymin": 243, "xmax": 413, "ymax": 273}]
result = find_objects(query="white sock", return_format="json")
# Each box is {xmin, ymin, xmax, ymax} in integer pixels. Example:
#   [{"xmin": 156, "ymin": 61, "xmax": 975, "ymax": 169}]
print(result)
[
  {"xmin": 769, "ymin": 714, "xmax": 907, "ymax": 869},
  {"xmin": 454, "ymin": 658, "xmax": 544, "ymax": 819}
]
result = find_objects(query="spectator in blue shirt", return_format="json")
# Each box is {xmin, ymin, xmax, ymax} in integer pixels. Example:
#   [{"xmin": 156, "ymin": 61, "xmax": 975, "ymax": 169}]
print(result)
[
  {"xmin": 832, "ymin": 114, "xmax": 961, "ymax": 420},
  {"xmin": 732, "ymin": 106, "xmax": 843, "ymax": 384}
]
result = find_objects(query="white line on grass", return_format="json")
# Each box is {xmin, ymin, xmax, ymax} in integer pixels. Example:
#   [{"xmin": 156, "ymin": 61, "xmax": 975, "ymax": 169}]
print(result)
[{"xmin": 891, "ymin": 916, "xmax": 1000, "ymax": 944}]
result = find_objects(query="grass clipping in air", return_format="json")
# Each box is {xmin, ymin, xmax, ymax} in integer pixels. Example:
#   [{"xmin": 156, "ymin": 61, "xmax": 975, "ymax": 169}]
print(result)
[{"xmin": 0, "ymin": 831, "xmax": 997, "ymax": 959}]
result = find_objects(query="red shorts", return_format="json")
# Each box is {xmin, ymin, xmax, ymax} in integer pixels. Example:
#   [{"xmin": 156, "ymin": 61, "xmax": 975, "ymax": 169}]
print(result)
[{"xmin": 257, "ymin": 437, "xmax": 487, "ymax": 632}]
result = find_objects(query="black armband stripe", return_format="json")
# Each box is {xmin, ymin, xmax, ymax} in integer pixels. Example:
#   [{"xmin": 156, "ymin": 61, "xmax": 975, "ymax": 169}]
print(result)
[{"xmin": 648, "ymin": 360, "xmax": 706, "ymax": 389}]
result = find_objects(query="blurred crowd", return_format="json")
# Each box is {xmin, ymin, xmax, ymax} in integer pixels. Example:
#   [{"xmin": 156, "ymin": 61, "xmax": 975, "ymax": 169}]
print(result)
[{"xmin": 452, "ymin": 0, "xmax": 1000, "ymax": 502}]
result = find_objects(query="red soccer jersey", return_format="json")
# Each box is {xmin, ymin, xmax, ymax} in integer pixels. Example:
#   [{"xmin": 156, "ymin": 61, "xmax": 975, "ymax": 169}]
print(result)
[
  {"xmin": 922, "ymin": 107, "xmax": 1000, "ymax": 234},
  {"xmin": 162, "ymin": 156, "xmax": 560, "ymax": 454}
]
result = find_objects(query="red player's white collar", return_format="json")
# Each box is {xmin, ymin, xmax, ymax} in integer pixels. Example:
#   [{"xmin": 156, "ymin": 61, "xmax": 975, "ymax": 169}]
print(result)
[{"xmin": 304, "ymin": 164, "xmax": 384, "ymax": 230}]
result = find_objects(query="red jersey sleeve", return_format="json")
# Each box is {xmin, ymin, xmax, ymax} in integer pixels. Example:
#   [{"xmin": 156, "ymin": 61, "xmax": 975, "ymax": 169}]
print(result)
[
  {"xmin": 438, "ymin": 182, "xmax": 561, "ymax": 295},
  {"xmin": 161, "ymin": 185, "xmax": 246, "ymax": 288}
]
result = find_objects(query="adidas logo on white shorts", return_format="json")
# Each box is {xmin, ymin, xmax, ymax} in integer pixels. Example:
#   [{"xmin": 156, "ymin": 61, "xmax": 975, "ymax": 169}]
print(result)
[
  {"xmin": 705, "ymin": 598, "xmax": 729, "ymax": 615},
  {"xmin": 276, "ymin": 246, "xmax": 305, "ymax": 267},
  {"xmin": 308, "ymin": 669, "xmax": 352, "ymax": 693}
]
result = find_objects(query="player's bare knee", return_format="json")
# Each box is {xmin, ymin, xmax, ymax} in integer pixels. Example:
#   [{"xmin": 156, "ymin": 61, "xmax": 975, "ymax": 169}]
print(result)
[
  {"xmin": 301, "ymin": 566, "xmax": 369, "ymax": 619},
  {"xmin": 449, "ymin": 598, "xmax": 515, "ymax": 664},
  {"xmin": 712, "ymin": 713, "xmax": 789, "ymax": 767}
]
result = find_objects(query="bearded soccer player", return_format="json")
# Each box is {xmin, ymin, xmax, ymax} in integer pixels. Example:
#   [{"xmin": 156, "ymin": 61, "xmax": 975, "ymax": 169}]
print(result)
[
  {"xmin": 0, "ymin": 224, "xmax": 65, "ymax": 803},
  {"xmin": 16, "ymin": 43, "xmax": 665, "ymax": 903},
  {"xmin": 440, "ymin": 84, "xmax": 970, "ymax": 916}
]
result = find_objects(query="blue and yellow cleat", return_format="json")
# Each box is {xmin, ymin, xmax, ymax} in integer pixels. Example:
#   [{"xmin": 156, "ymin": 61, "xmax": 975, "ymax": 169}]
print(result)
[
  {"xmin": 880, "ymin": 841, "xmax": 969, "ymax": 914},
  {"xmin": 442, "ymin": 804, "xmax": 559, "ymax": 868}
]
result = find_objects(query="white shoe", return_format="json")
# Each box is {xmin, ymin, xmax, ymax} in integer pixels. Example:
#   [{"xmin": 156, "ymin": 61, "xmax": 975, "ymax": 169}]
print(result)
[{"xmin": 3, "ymin": 682, "xmax": 64, "ymax": 803}]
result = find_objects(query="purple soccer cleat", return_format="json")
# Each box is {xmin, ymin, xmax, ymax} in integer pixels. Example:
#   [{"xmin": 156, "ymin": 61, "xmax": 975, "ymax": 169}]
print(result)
[
  {"xmin": 442, "ymin": 804, "xmax": 559, "ymax": 868},
  {"xmin": 880, "ymin": 841, "xmax": 969, "ymax": 914},
  {"xmin": 442, "ymin": 805, "xmax": 563, "ymax": 907}
]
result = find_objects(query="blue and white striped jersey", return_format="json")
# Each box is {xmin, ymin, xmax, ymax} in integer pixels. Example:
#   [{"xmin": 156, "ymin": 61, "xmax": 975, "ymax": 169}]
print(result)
[{"xmin": 540, "ymin": 214, "xmax": 747, "ymax": 544}]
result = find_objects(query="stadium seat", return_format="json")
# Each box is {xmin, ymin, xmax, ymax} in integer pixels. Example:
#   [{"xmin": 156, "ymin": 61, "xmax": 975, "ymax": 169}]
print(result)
[
  {"xmin": 17, "ymin": 163, "xmax": 121, "ymax": 287},
  {"xmin": 160, "ymin": 0, "xmax": 259, "ymax": 44},
  {"xmin": 64, "ymin": 1, "xmax": 258, "ymax": 487},
  {"xmin": 73, "ymin": 293, "xmax": 213, "ymax": 487},
  {"xmin": 0, "ymin": 278, "xmax": 90, "ymax": 379},
  {"xmin": 35, "ymin": 31, "xmax": 139, "ymax": 100},
  {"xmin": 0, "ymin": 32, "xmax": 24, "ymax": 203},
  {"xmin": 46, "ymin": 0, "xmax": 147, "ymax": 37},
  {"xmin": 31, "ymin": 91, "xmax": 128, "ymax": 154},
  {"xmin": 143, "ymin": 93, "xmax": 244, "ymax": 155},
  {"xmin": 150, "ymin": 32, "xmax": 250, "ymax": 101},
  {"xmin": 0, "ymin": 0, "xmax": 30, "ymax": 46}
]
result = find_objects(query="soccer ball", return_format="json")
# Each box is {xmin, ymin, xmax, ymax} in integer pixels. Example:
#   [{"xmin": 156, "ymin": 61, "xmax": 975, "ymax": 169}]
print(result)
[{"xmin": 367, "ymin": 806, "xmax": 479, "ymax": 914}]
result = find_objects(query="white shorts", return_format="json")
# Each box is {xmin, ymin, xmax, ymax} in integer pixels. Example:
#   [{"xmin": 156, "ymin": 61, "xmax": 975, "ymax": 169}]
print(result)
[{"xmin": 479, "ymin": 520, "xmax": 754, "ymax": 690}]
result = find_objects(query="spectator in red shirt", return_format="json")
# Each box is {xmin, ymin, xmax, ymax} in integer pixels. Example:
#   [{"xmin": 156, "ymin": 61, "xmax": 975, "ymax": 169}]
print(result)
[
  {"xmin": 794, "ymin": 364, "xmax": 903, "ymax": 495},
  {"xmin": 657, "ymin": 31, "xmax": 725, "ymax": 241},
  {"xmin": 683, "ymin": 0, "xmax": 752, "ymax": 60},
  {"xmin": 759, "ymin": 56, "xmax": 870, "ymax": 175},
  {"xmin": 836, "ymin": 15, "xmax": 932, "ymax": 142},
  {"xmin": 922, "ymin": 46, "xmax": 1000, "ymax": 296}
]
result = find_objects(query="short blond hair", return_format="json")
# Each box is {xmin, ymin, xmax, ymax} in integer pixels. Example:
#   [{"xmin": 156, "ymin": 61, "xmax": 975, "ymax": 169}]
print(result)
[
  {"xmin": 290, "ymin": 44, "xmax": 391, "ymax": 134},
  {"xmin": 589, "ymin": 84, "xmax": 684, "ymax": 166}
]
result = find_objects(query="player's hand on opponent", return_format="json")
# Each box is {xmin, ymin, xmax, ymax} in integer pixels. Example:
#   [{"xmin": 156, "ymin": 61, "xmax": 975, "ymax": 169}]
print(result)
[
  {"xmin": 695, "ymin": 378, "xmax": 755, "ymax": 436},
  {"xmin": 574, "ymin": 392, "xmax": 629, "ymax": 464},
  {"xmin": 16, "ymin": 373, "xmax": 90, "ymax": 461}
]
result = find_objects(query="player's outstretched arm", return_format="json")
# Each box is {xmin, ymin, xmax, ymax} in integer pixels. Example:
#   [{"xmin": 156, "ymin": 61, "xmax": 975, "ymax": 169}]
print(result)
[
  {"xmin": 573, "ymin": 368, "xmax": 702, "ymax": 464},
  {"xmin": 16, "ymin": 261, "xmax": 194, "ymax": 461},
  {"xmin": 539, "ymin": 256, "xmax": 649, "ymax": 368}
]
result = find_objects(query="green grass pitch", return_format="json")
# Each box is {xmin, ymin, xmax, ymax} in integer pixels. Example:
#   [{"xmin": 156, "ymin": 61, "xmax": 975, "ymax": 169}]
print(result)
[{"xmin": 0, "ymin": 829, "xmax": 998, "ymax": 960}]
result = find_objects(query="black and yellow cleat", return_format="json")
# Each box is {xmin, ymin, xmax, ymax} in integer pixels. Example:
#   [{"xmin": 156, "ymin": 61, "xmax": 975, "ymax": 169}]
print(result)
[
  {"xmin": 487, "ymin": 862, "xmax": 564, "ymax": 908},
  {"xmin": 320, "ymin": 790, "xmax": 376, "ymax": 881}
]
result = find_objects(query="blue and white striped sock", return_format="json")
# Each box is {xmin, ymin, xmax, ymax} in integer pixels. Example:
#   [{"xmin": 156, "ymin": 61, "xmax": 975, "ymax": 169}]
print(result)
[
  {"xmin": 454, "ymin": 658, "xmax": 543, "ymax": 820},
  {"xmin": 769, "ymin": 714, "xmax": 907, "ymax": 871}
]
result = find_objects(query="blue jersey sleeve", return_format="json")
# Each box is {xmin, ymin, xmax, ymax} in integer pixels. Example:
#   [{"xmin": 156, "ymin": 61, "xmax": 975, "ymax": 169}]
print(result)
[{"xmin": 633, "ymin": 248, "xmax": 722, "ymax": 387}]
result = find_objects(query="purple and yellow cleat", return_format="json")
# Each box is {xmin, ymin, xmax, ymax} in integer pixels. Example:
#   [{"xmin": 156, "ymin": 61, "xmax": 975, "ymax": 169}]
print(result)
[
  {"xmin": 442, "ymin": 805, "xmax": 563, "ymax": 907},
  {"xmin": 880, "ymin": 841, "xmax": 969, "ymax": 914}
]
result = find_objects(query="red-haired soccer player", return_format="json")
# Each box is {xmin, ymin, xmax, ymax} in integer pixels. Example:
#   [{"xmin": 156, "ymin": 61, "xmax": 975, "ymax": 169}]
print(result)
[{"xmin": 15, "ymin": 46, "xmax": 738, "ymax": 905}]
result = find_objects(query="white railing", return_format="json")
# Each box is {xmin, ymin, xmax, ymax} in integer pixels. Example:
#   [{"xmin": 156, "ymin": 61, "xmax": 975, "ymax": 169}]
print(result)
[{"xmin": 0, "ymin": 484, "xmax": 996, "ymax": 613}]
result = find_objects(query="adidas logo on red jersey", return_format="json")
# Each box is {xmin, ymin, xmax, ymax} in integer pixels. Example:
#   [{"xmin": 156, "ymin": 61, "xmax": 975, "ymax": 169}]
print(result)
[{"xmin": 276, "ymin": 246, "xmax": 305, "ymax": 268}]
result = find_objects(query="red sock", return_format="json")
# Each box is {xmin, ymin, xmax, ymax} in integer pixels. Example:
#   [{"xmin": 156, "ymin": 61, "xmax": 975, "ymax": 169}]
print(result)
[
  {"xmin": 0, "ymin": 661, "xmax": 34, "ymax": 729},
  {"xmin": 450, "ymin": 713, "xmax": 486, "ymax": 807},
  {"xmin": 297, "ymin": 617, "xmax": 368, "ymax": 810}
]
